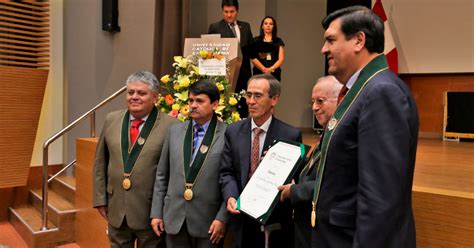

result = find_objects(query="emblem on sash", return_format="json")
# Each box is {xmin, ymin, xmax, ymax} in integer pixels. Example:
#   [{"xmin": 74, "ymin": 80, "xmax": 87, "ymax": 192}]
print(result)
[
  {"xmin": 327, "ymin": 117, "xmax": 337, "ymax": 131},
  {"xmin": 137, "ymin": 137, "xmax": 145, "ymax": 145},
  {"xmin": 200, "ymin": 145, "xmax": 208, "ymax": 154}
]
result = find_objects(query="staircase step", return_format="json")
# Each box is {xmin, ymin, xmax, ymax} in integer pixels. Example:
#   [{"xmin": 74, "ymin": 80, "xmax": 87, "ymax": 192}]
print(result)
[
  {"xmin": 9, "ymin": 206, "xmax": 59, "ymax": 248},
  {"xmin": 31, "ymin": 189, "xmax": 75, "ymax": 213},
  {"xmin": 50, "ymin": 175, "xmax": 76, "ymax": 204}
]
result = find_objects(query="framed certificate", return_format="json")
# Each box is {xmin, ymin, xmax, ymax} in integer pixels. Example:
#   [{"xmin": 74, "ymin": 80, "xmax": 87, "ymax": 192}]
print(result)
[{"xmin": 237, "ymin": 139, "xmax": 310, "ymax": 224}]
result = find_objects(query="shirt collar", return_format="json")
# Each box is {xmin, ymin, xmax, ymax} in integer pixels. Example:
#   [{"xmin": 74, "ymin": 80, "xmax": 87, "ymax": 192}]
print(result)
[
  {"xmin": 192, "ymin": 118, "xmax": 211, "ymax": 131},
  {"xmin": 130, "ymin": 113, "xmax": 149, "ymax": 122},
  {"xmin": 251, "ymin": 115, "xmax": 272, "ymax": 133},
  {"xmin": 345, "ymin": 68, "xmax": 362, "ymax": 90}
]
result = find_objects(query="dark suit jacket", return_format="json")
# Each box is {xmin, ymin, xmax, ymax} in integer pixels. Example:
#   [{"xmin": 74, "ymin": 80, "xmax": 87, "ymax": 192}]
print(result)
[
  {"xmin": 208, "ymin": 20, "xmax": 253, "ymax": 92},
  {"xmin": 93, "ymin": 109, "xmax": 178, "ymax": 230},
  {"xmin": 219, "ymin": 117, "xmax": 302, "ymax": 248},
  {"xmin": 290, "ymin": 150, "xmax": 319, "ymax": 248},
  {"xmin": 150, "ymin": 120, "xmax": 228, "ymax": 238},
  {"xmin": 312, "ymin": 69, "xmax": 419, "ymax": 248}
]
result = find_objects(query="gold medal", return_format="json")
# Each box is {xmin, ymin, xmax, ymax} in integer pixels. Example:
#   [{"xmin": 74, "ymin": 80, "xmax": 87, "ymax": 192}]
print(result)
[
  {"xmin": 327, "ymin": 117, "xmax": 337, "ymax": 131},
  {"xmin": 184, "ymin": 188, "xmax": 193, "ymax": 201},
  {"xmin": 311, "ymin": 201, "xmax": 316, "ymax": 228},
  {"xmin": 200, "ymin": 145, "xmax": 208, "ymax": 154},
  {"xmin": 137, "ymin": 137, "xmax": 145, "ymax": 145},
  {"xmin": 122, "ymin": 177, "xmax": 131, "ymax": 190}
]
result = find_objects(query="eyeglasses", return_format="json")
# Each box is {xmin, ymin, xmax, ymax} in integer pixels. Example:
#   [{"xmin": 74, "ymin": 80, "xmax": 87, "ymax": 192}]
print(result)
[
  {"xmin": 245, "ymin": 92, "xmax": 268, "ymax": 101},
  {"xmin": 311, "ymin": 97, "xmax": 335, "ymax": 106}
]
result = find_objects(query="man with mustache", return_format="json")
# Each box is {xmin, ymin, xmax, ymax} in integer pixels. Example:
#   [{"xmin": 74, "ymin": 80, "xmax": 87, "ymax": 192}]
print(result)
[{"xmin": 151, "ymin": 79, "xmax": 228, "ymax": 248}]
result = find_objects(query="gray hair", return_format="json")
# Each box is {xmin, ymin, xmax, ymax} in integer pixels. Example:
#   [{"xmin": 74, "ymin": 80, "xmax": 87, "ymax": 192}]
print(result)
[
  {"xmin": 125, "ymin": 70, "xmax": 159, "ymax": 92},
  {"xmin": 315, "ymin": 75, "xmax": 343, "ymax": 98},
  {"xmin": 248, "ymin": 74, "xmax": 281, "ymax": 97}
]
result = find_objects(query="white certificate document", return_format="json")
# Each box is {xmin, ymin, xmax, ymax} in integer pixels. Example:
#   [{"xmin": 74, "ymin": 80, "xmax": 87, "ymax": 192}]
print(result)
[{"xmin": 238, "ymin": 141, "xmax": 302, "ymax": 221}]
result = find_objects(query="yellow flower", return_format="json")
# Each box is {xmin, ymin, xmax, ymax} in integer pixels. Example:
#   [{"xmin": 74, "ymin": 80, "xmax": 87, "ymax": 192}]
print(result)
[
  {"xmin": 180, "ymin": 104, "xmax": 189, "ymax": 116},
  {"xmin": 177, "ymin": 114, "xmax": 187, "ymax": 122},
  {"xmin": 231, "ymin": 111, "xmax": 240, "ymax": 122},
  {"xmin": 219, "ymin": 98, "xmax": 225, "ymax": 105},
  {"xmin": 173, "ymin": 83, "xmax": 181, "ymax": 91},
  {"xmin": 178, "ymin": 75, "xmax": 190, "ymax": 88},
  {"xmin": 228, "ymin": 97, "xmax": 238, "ymax": 106},
  {"xmin": 160, "ymin": 75, "xmax": 170, "ymax": 84},
  {"xmin": 216, "ymin": 105, "xmax": 225, "ymax": 116},
  {"xmin": 192, "ymin": 66, "xmax": 199, "ymax": 75},
  {"xmin": 172, "ymin": 103, "xmax": 181, "ymax": 111},
  {"xmin": 173, "ymin": 56, "xmax": 188, "ymax": 68},
  {"xmin": 199, "ymin": 50, "xmax": 209, "ymax": 59},
  {"xmin": 216, "ymin": 83, "xmax": 225, "ymax": 91},
  {"xmin": 160, "ymin": 107, "xmax": 167, "ymax": 112}
]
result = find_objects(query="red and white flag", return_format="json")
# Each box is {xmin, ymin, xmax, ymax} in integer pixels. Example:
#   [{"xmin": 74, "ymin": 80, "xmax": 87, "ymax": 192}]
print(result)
[{"xmin": 372, "ymin": 0, "xmax": 398, "ymax": 74}]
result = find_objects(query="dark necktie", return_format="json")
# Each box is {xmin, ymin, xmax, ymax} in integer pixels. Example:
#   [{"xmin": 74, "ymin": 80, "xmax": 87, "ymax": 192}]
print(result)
[
  {"xmin": 337, "ymin": 85, "xmax": 349, "ymax": 105},
  {"xmin": 130, "ymin": 119, "xmax": 144, "ymax": 145},
  {"xmin": 249, "ymin": 127, "xmax": 263, "ymax": 178},
  {"xmin": 192, "ymin": 124, "xmax": 204, "ymax": 155},
  {"xmin": 229, "ymin": 23, "xmax": 237, "ymax": 38}
]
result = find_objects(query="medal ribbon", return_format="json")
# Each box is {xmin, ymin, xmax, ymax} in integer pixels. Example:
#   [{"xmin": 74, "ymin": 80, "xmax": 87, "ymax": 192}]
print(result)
[
  {"xmin": 299, "ymin": 144, "xmax": 321, "ymax": 178},
  {"xmin": 120, "ymin": 107, "xmax": 158, "ymax": 173},
  {"xmin": 311, "ymin": 54, "xmax": 389, "ymax": 227},
  {"xmin": 183, "ymin": 114, "xmax": 218, "ymax": 184}
]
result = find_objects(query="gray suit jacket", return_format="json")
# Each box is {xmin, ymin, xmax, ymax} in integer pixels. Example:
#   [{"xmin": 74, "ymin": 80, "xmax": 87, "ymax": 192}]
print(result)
[
  {"xmin": 93, "ymin": 109, "xmax": 178, "ymax": 229},
  {"xmin": 151, "ymin": 120, "xmax": 228, "ymax": 238}
]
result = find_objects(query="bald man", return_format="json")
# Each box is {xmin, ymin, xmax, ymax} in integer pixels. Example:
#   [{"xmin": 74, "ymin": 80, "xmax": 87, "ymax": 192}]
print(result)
[{"xmin": 278, "ymin": 76, "xmax": 342, "ymax": 248}]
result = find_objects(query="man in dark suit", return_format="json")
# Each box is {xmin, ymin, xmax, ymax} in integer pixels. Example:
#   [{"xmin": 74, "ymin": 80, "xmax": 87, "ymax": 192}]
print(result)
[
  {"xmin": 208, "ymin": 0, "xmax": 253, "ymax": 118},
  {"xmin": 278, "ymin": 75, "xmax": 342, "ymax": 248},
  {"xmin": 219, "ymin": 74, "xmax": 302, "ymax": 248},
  {"xmin": 312, "ymin": 6, "xmax": 419, "ymax": 248},
  {"xmin": 151, "ymin": 79, "xmax": 228, "ymax": 248},
  {"xmin": 93, "ymin": 71, "xmax": 178, "ymax": 248}
]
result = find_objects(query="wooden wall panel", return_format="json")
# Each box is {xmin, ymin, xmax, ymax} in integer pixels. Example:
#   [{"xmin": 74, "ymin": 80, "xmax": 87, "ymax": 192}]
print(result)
[
  {"xmin": 75, "ymin": 138, "xmax": 109, "ymax": 248},
  {"xmin": 401, "ymin": 74, "xmax": 474, "ymax": 135},
  {"xmin": 0, "ymin": 66, "xmax": 48, "ymax": 188},
  {"xmin": 0, "ymin": 0, "xmax": 50, "ymax": 68},
  {"xmin": 413, "ymin": 190, "xmax": 474, "ymax": 247}
]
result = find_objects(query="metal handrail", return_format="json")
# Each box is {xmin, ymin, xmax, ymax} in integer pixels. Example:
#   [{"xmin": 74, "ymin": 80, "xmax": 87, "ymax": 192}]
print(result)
[{"xmin": 41, "ymin": 85, "xmax": 127, "ymax": 230}]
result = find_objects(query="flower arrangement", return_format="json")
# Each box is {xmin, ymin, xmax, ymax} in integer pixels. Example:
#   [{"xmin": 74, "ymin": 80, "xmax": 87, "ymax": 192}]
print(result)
[{"xmin": 157, "ymin": 53, "xmax": 243, "ymax": 124}]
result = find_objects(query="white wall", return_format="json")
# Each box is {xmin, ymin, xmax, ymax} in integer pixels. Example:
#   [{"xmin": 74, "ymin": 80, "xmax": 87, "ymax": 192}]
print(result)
[
  {"xmin": 64, "ymin": 0, "xmax": 157, "ymax": 161},
  {"xmin": 381, "ymin": 0, "xmax": 474, "ymax": 73}
]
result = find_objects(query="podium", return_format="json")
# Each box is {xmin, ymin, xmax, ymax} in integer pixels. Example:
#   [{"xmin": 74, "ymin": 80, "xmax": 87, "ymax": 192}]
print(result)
[{"xmin": 183, "ymin": 35, "xmax": 242, "ymax": 91}]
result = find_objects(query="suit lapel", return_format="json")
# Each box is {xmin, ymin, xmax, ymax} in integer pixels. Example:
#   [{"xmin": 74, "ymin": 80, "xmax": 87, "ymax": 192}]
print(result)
[
  {"xmin": 178, "ymin": 122, "xmax": 188, "ymax": 177},
  {"xmin": 239, "ymin": 119, "xmax": 251, "ymax": 186},
  {"xmin": 220, "ymin": 20, "xmax": 234, "ymax": 38},
  {"xmin": 263, "ymin": 117, "xmax": 278, "ymax": 155}
]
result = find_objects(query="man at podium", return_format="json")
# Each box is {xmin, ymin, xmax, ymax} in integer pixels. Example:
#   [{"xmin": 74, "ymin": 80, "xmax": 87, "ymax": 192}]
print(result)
[{"xmin": 208, "ymin": 0, "xmax": 253, "ymax": 118}]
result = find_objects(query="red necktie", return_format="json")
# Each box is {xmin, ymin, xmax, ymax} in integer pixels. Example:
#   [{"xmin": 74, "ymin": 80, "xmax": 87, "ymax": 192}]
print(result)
[
  {"xmin": 337, "ymin": 86, "xmax": 349, "ymax": 105},
  {"xmin": 130, "ymin": 119, "xmax": 144, "ymax": 145},
  {"xmin": 249, "ymin": 127, "xmax": 263, "ymax": 178}
]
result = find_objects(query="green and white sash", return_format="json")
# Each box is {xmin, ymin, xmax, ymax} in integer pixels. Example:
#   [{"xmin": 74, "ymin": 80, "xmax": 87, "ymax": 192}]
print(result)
[
  {"xmin": 311, "ymin": 54, "xmax": 389, "ymax": 228},
  {"xmin": 182, "ymin": 114, "xmax": 218, "ymax": 201}
]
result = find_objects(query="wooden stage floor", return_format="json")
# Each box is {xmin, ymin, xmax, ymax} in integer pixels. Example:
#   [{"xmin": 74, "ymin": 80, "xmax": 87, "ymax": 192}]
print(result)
[{"xmin": 302, "ymin": 132, "xmax": 474, "ymax": 247}]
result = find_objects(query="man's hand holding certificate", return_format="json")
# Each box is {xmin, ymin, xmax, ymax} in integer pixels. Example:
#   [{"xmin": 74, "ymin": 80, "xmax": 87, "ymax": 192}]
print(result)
[{"xmin": 237, "ymin": 140, "xmax": 309, "ymax": 224}]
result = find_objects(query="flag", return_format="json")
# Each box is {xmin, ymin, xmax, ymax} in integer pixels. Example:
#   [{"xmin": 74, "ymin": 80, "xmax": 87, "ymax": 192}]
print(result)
[{"xmin": 372, "ymin": 0, "xmax": 398, "ymax": 74}]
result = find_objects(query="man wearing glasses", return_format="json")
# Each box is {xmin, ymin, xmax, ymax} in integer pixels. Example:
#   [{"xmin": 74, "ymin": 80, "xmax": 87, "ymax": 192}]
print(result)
[
  {"xmin": 278, "ymin": 75, "xmax": 342, "ymax": 248},
  {"xmin": 219, "ymin": 74, "xmax": 302, "ymax": 248}
]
